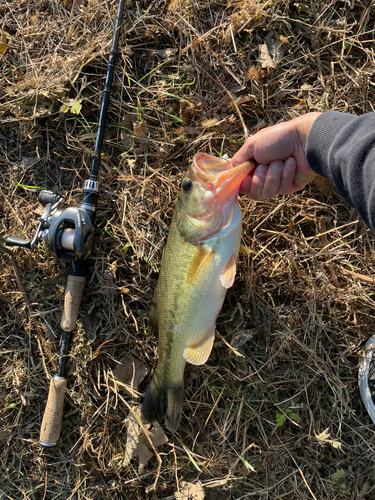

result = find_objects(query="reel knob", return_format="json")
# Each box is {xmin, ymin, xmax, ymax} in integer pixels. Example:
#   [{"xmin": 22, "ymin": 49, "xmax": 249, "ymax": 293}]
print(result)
[{"xmin": 38, "ymin": 190, "xmax": 63, "ymax": 205}]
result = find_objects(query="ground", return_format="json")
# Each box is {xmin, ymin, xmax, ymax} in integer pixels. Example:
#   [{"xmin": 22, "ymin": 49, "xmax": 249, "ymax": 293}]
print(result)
[{"xmin": 1, "ymin": 0, "xmax": 375, "ymax": 499}]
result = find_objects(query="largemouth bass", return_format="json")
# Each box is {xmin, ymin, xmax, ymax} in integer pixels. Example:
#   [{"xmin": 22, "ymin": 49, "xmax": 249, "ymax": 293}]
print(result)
[{"xmin": 141, "ymin": 153, "xmax": 255, "ymax": 432}]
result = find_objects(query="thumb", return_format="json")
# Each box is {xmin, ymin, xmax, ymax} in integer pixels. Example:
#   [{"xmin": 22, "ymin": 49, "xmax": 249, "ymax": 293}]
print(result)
[{"xmin": 231, "ymin": 136, "xmax": 255, "ymax": 167}]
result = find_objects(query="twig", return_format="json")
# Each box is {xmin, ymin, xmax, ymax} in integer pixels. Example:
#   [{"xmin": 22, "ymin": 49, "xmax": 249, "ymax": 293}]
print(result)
[
  {"xmin": 338, "ymin": 265, "xmax": 375, "ymax": 283},
  {"xmin": 223, "ymin": 86, "xmax": 249, "ymax": 140},
  {"xmin": 167, "ymin": 442, "xmax": 218, "ymax": 463}
]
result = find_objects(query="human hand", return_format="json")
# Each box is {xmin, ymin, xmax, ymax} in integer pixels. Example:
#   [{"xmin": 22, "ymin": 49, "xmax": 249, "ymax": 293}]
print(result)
[{"xmin": 231, "ymin": 112, "xmax": 321, "ymax": 200}]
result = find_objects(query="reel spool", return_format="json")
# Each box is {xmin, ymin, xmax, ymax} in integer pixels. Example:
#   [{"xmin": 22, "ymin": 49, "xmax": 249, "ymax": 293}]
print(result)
[{"xmin": 4, "ymin": 189, "xmax": 94, "ymax": 261}]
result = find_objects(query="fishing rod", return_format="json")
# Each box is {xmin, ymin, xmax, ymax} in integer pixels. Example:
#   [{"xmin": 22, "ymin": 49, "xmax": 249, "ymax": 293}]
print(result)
[{"xmin": 4, "ymin": 0, "xmax": 126, "ymax": 446}]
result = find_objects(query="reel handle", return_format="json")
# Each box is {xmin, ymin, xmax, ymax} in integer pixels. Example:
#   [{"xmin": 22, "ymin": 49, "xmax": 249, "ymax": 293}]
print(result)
[
  {"xmin": 38, "ymin": 190, "xmax": 62, "ymax": 205},
  {"xmin": 5, "ymin": 236, "xmax": 32, "ymax": 248},
  {"xmin": 39, "ymin": 376, "xmax": 67, "ymax": 447},
  {"xmin": 39, "ymin": 260, "xmax": 88, "ymax": 446},
  {"xmin": 60, "ymin": 274, "xmax": 87, "ymax": 331}
]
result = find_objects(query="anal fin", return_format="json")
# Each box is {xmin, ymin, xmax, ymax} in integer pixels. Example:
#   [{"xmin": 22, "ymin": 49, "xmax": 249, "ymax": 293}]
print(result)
[{"xmin": 183, "ymin": 326, "xmax": 215, "ymax": 365}]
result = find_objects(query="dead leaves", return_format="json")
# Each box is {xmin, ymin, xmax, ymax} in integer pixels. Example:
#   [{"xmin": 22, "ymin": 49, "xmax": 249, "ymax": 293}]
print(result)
[
  {"xmin": 108, "ymin": 354, "xmax": 147, "ymax": 398},
  {"xmin": 175, "ymin": 481, "xmax": 205, "ymax": 500},
  {"xmin": 154, "ymin": 47, "xmax": 178, "ymax": 60},
  {"xmin": 60, "ymin": 98, "xmax": 82, "ymax": 114},
  {"xmin": 112, "ymin": 354, "xmax": 147, "ymax": 391},
  {"xmin": 0, "ymin": 29, "xmax": 9, "ymax": 55},
  {"xmin": 259, "ymin": 37, "xmax": 284, "ymax": 70},
  {"xmin": 259, "ymin": 43, "xmax": 275, "ymax": 69},
  {"xmin": 200, "ymin": 114, "xmax": 236, "ymax": 132},
  {"xmin": 123, "ymin": 406, "xmax": 167, "ymax": 472},
  {"xmin": 122, "ymin": 406, "xmax": 205, "ymax": 499},
  {"xmin": 315, "ymin": 428, "xmax": 342, "ymax": 449}
]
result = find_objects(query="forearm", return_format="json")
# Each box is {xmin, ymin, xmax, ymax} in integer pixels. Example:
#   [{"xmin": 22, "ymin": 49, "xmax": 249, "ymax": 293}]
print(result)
[{"xmin": 306, "ymin": 111, "xmax": 375, "ymax": 232}]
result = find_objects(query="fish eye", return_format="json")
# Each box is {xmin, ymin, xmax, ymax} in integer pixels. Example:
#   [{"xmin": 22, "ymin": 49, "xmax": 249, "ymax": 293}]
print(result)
[{"xmin": 182, "ymin": 179, "xmax": 192, "ymax": 192}]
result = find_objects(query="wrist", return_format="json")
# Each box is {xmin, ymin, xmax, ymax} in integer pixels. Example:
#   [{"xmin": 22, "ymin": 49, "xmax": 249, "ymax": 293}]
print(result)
[{"xmin": 293, "ymin": 112, "xmax": 322, "ymax": 150}]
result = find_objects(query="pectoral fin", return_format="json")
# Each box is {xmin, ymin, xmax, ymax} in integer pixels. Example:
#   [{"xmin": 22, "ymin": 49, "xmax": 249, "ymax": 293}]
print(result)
[
  {"xmin": 183, "ymin": 326, "xmax": 215, "ymax": 365},
  {"xmin": 187, "ymin": 246, "xmax": 214, "ymax": 284},
  {"xmin": 220, "ymin": 254, "xmax": 237, "ymax": 289}
]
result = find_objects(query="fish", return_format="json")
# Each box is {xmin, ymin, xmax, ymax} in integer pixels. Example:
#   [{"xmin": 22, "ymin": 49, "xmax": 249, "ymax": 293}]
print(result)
[{"xmin": 141, "ymin": 152, "xmax": 255, "ymax": 432}]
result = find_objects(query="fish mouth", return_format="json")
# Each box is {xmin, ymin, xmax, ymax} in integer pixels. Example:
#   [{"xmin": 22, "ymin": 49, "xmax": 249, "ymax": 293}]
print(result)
[
  {"xmin": 193, "ymin": 152, "xmax": 256, "ymax": 199},
  {"xmin": 193, "ymin": 153, "xmax": 231, "ymax": 182}
]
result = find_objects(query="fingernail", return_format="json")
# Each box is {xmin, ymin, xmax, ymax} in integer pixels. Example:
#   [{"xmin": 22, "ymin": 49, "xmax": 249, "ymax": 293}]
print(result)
[
  {"xmin": 240, "ymin": 177, "xmax": 251, "ymax": 193},
  {"xmin": 285, "ymin": 158, "xmax": 296, "ymax": 170},
  {"xmin": 256, "ymin": 165, "xmax": 268, "ymax": 177},
  {"xmin": 271, "ymin": 162, "xmax": 283, "ymax": 171}
]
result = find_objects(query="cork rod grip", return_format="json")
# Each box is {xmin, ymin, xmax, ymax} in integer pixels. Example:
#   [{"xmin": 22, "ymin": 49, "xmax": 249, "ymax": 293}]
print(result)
[
  {"xmin": 39, "ymin": 376, "xmax": 67, "ymax": 446},
  {"xmin": 60, "ymin": 275, "xmax": 86, "ymax": 331}
]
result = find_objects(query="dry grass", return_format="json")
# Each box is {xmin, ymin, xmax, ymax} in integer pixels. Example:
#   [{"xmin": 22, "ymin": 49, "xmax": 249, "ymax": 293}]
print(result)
[{"xmin": 1, "ymin": 0, "xmax": 375, "ymax": 498}]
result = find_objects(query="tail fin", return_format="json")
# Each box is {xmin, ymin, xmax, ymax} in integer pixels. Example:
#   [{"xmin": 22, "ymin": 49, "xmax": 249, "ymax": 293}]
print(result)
[{"xmin": 141, "ymin": 372, "xmax": 184, "ymax": 432}]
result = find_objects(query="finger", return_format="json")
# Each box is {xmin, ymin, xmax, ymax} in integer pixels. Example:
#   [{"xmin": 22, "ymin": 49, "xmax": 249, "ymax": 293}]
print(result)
[
  {"xmin": 293, "ymin": 170, "xmax": 317, "ymax": 191},
  {"xmin": 278, "ymin": 157, "xmax": 296, "ymax": 195},
  {"xmin": 231, "ymin": 137, "xmax": 255, "ymax": 167},
  {"xmin": 239, "ymin": 170, "xmax": 255, "ymax": 195},
  {"xmin": 262, "ymin": 160, "xmax": 283, "ymax": 199},
  {"xmin": 247, "ymin": 164, "xmax": 268, "ymax": 200}
]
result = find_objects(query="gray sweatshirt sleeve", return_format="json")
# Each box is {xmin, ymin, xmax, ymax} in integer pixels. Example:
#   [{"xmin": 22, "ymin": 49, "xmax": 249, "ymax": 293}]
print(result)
[{"xmin": 306, "ymin": 111, "xmax": 375, "ymax": 232}]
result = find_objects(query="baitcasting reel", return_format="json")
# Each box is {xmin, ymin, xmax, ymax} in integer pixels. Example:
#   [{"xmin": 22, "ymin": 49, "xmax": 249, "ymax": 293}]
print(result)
[{"xmin": 4, "ymin": 180, "xmax": 98, "ymax": 261}]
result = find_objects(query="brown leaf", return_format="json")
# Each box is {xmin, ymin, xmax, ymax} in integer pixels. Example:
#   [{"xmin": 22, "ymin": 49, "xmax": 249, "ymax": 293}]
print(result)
[
  {"xmin": 139, "ymin": 420, "xmax": 168, "ymax": 471},
  {"xmin": 234, "ymin": 94, "xmax": 256, "ymax": 106},
  {"xmin": 175, "ymin": 481, "xmax": 205, "ymax": 500},
  {"xmin": 123, "ymin": 407, "xmax": 168, "ymax": 472},
  {"xmin": 259, "ymin": 44, "xmax": 275, "ymax": 69},
  {"xmin": 155, "ymin": 47, "xmax": 178, "ymax": 60},
  {"xmin": 266, "ymin": 37, "xmax": 284, "ymax": 63},
  {"xmin": 138, "ymin": 434, "xmax": 154, "ymax": 471},
  {"xmin": 201, "ymin": 118, "xmax": 218, "ymax": 128},
  {"xmin": 183, "ymin": 126, "xmax": 199, "ymax": 136},
  {"xmin": 148, "ymin": 420, "xmax": 168, "ymax": 448},
  {"xmin": 133, "ymin": 121, "xmax": 148, "ymax": 139},
  {"xmin": 123, "ymin": 410, "xmax": 139, "ymax": 466},
  {"xmin": 0, "ymin": 29, "xmax": 9, "ymax": 55},
  {"xmin": 113, "ymin": 354, "xmax": 147, "ymax": 389}
]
